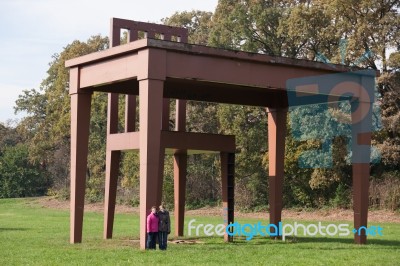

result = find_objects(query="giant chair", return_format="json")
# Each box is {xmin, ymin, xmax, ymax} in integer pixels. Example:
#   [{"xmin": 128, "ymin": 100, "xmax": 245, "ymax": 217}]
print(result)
[{"xmin": 103, "ymin": 18, "xmax": 235, "ymax": 244}]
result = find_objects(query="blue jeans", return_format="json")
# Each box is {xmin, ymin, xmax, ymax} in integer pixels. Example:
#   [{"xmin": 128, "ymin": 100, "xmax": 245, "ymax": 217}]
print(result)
[
  {"xmin": 158, "ymin": 231, "xmax": 168, "ymax": 250},
  {"xmin": 146, "ymin": 232, "xmax": 157, "ymax": 250}
]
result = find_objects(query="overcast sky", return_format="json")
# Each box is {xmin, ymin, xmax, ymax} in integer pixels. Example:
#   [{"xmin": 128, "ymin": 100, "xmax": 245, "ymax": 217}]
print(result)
[{"xmin": 0, "ymin": 0, "xmax": 218, "ymax": 123}]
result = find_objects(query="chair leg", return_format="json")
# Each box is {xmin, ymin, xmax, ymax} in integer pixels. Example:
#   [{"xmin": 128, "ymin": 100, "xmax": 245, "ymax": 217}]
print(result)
[
  {"xmin": 70, "ymin": 91, "xmax": 92, "ymax": 243},
  {"xmin": 104, "ymin": 150, "xmax": 121, "ymax": 239},
  {"xmin": 174, "ymin": 153, "xmax": 187, "ymax": 236}
]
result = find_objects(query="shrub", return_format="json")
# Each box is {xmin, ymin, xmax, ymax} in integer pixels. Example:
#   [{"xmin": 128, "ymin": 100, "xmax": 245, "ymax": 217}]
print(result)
[{"xmin": 369, "ymin": 171, "xmax": 400, "ymax": 211}]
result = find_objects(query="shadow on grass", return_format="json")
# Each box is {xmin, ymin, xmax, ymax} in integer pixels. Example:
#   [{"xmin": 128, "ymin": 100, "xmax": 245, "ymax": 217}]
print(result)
[
  {"xmin": 294, "ymin": 236, "xmax": 400, "ymax": 247},
  {"xmin": 177, "ymin": 235, "xmax": 400, "ymax": 249},
  {"xmin": 0, "ymin": 227, "xmax": 29, "ymax": 232}
]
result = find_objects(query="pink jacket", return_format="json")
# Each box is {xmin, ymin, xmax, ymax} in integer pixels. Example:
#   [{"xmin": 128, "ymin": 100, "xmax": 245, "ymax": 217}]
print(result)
[{"xmin": 147, "ymin": 212, "xmax": 159, "ymax": 233}]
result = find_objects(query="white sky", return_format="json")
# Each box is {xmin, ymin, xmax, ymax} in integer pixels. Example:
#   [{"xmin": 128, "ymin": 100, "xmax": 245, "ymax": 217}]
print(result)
[{"xmin": 0, "ymin": 0, "xmax": 218, "ymax": 123}]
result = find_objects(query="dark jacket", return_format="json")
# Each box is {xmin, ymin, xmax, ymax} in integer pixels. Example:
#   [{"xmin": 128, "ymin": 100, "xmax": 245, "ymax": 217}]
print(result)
[{"xmin": 158, "ymin": 210, "xmax": 171, "ymax": 233}]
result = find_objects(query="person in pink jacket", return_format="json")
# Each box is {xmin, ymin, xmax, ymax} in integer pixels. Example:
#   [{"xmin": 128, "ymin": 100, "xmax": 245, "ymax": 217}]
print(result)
[{"xmin": 146, "ymin": 206, "xmax": 159, "ymax": 249}]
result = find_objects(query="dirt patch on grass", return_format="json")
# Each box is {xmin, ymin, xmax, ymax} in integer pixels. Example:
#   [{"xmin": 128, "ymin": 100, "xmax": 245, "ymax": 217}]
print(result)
[
  {"xmin": 170, "ymin": 240, "xmax": 203, "ymax": 244},
  {"xmin": 185, "ymin": 206, "xmax": 400, "ymax": 223},
  {"xmin": 34, "ymin": 197, "xmax": 400, "ymax": 223},
  {"xmin": 33, "ymin": 197, "xmax": 139, "ymax": 214}
]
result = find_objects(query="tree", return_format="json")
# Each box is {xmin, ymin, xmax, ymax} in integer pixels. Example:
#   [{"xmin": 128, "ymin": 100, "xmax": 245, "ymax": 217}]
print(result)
[
  {"xmin": 0, "ymin": 144, "xmax": 48, "ymax": 198},
  {"xmin": 325, "ymin": 0, "xmax": 400, "ymax": 70},
  {"xmin": 375, "ymin": 51, "xmax": 400, "ymax": 167},
  {"xmin": 15, "ymin": 35, "xmax": 109, "ymax": 199},
  {"xmin": 8, "ymin": 2, "xmax": 399, "ymax": 210},
  {"xmin": 0, "ymin": 121, "xmax": 22, "ymax": 149},
  {"xmin": 162, "ymin": 10, "xmax": 213, "ymax": 45},
  {"xmin": 209, "ymin": 0, "xmax": 315, "ymax": 56},
  {"xmin": 210, "ymin": 0, "xmax": 400, "ymax": 209},
  {"xmin": 218, "ymin": 105, "xmax": 269, "ymax": 209}
]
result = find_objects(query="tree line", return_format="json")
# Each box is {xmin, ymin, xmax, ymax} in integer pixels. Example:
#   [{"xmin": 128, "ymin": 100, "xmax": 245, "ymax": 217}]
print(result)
[{"xmin": 1, "ymin": 0, "xmax": 399, "ymax": 211}]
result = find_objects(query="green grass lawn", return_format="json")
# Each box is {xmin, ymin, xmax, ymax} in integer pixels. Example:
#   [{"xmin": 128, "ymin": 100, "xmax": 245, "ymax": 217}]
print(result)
[{"xmin": 0, "ymin": 198, "xmax": 399, "ymax": 265}]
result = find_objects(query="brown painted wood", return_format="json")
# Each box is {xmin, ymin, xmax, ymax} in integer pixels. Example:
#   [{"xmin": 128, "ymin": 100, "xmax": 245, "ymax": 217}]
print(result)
[
  {"xmin": 70, "ymin": 89, "xmax": 92, "ymax": 243},
  {"xmin": 268, "ymin": 108, "xmax": 287, "ymax": 236},
  {"xmin": 67, "ymin": 19, "xmax": 374, "ymax": 248}
]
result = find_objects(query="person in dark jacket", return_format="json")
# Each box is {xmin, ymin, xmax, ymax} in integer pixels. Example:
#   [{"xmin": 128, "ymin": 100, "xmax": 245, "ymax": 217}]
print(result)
[
  {"xmin": 157, "ymin": 204, "xmax": 171, "ymax": 250},
  {"xmin": 146, "ymin": 206, "xmax": 159, "ymax": 250}
]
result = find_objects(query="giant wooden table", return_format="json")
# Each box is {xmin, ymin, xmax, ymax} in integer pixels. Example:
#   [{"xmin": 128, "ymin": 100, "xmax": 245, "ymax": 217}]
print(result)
[{"xmin": 66, "ymin": 35, "xmax": 372, "ymax": 249}]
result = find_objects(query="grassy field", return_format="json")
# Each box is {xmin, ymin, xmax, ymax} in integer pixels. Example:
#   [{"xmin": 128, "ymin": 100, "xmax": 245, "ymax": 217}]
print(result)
[{"xmin": 0, "ymin": 198, "xmax": 399, "ymax": 265}]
